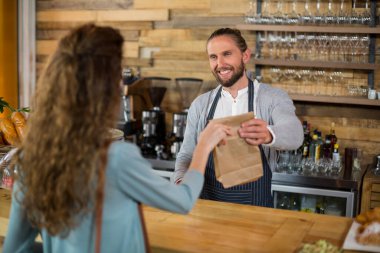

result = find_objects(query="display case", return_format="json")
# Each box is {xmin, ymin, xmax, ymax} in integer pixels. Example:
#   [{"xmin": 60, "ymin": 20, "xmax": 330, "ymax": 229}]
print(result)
[{"xmin": 272, "ymin": 172, "xmax": 359, "ymax": 217}]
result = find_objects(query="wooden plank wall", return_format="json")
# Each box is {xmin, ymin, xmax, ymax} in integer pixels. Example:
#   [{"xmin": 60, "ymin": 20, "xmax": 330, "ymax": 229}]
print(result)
[{"xmin": 36, "ymin": 0, "xmax": 380, "ymax": 170}]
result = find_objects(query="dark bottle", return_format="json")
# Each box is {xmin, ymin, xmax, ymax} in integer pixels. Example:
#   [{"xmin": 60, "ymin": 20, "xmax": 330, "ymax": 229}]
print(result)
[
  {"xmin": 323, "ymin": 135, "xmax": 332, "ymax": 159},
  {"xmin": 329, "ymin": 122, "xmax": 338, "ymax": 152},
  {"xmin": 300, "ymin": 121, "xmax": 311, "ymax": 158}
]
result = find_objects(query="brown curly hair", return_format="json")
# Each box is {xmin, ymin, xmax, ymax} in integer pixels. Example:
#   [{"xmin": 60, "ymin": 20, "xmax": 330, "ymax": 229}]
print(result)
[{"xmin": 13, "ymin": 24, "xmax": 124, "ymax": 236}]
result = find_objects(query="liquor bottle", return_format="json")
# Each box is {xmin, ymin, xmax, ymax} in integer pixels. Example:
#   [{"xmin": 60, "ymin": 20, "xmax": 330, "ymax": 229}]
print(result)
[
  {"xmin": 309, "ymin": 134, "xmax": 319, "ymax": 162},
  {"xmin": 352, "ymin": 149, "xmax": 362, "ymax": 181},
  {"xmin": 332, "ymin": 144, "xmax": 340, "ymax": 162},
  {"xmin": 331, "ymin": 144, "xmax": 341, "ymax": 177},
  {"xmin": 313, "ymin": 132, "xmax": 322, "ymax": 162},
  {"xmin": 315, "ymin": 196, "xmax": 325, "ymax": 214},
  {"xmin": 323, "ymin": 136, "xmax": 332, "ymax": 159},
  {"xmin": 300, "ymin": 121, "xmax": 311, "ymax": 158},
  {"xmin": 329, "ymin": 122, "xmax": 338, "ymax": 153}
]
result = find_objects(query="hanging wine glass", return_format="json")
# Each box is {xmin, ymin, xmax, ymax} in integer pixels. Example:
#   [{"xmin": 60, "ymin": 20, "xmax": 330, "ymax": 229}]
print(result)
[
  {"xmin": 313, "ymin": 0, "xmax": 324, "ymax": 25},
  {"xmin": 273, "ymin": 0, "xmax": 286, "ymax": 25},
  {"xmin": 287, "ymin": 0, "xmax": 300, "ymax": 25},
  {"xmin": 359, "ymin": 35, "xmax": 370, "ymax": 63},
  {"xmin": 350, "ymin": 0, "xmax": 360, "ymax": 25},
  {"xmin": 300, "ymin": 0, "xmax": 313, "ymax": 24},
  {"xmin": 337, "ymin": 0, "xmax": 348, "ymax": 25},
  {"xmin": 257, "ymin": 31, "xmax": 269, "ymax": 59},
  {"xmin": 361, "ymin": 0, "xmax": 372, "ymax": 26},
  {"xmin": 245, "ymin": 1, "xmax": 256, "ymax": 24},
  {"xmin": 261, "ymin": 0, "xmax": 272, "ymax": 24},
  {"xmin": 324, "ymin": 0, "xmax": 336, "ymax": 24}
]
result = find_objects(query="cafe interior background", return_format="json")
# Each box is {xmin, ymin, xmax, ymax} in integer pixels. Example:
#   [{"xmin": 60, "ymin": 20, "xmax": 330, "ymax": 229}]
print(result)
[{"xmin": 1, "ymin": 0, "xmax": 380, "ymax": 218}]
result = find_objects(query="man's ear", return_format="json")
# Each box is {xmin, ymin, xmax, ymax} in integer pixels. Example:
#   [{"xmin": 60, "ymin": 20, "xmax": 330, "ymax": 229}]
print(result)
[{"xmin": 242, "ymin": 48, "xmax": 251, "ymax": 64}]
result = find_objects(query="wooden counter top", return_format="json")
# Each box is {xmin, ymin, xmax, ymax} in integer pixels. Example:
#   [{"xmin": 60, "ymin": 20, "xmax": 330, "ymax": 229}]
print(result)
[
  {"xmin": 144, "ymin": 199, "xmax": 354, "ymax": 253},
  {"xmin": 1, "ymin": 193, "xmax": 356, "ymax": 253}
]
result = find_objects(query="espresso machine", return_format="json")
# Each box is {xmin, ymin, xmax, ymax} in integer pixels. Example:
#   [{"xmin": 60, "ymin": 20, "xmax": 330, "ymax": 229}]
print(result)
[
  {"xmin": 170, "ymin": 78, "xmax": 203, "ymax": 159},
  {"xmin": 140, "ymin": 77, "xmax": 170, "ymax": 158}
]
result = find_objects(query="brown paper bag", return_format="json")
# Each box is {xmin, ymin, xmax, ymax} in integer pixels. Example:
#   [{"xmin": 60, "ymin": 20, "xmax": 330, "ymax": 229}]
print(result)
[{"xmin": 210, "ymin": 112, "xmax": 263, "ymax": 188}]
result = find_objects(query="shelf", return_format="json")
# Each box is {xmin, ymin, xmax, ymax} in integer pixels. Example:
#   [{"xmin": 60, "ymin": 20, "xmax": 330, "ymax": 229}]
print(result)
[
  {"xmin": 237, "ymin": 24, "xmax": 380, "ymax": 34},
  {"xmin": 290, "ymin": 94, "xmax": 380, "ymax": 106},
  {"xmin": 272, "ymin": 172, "xmax": 358, "ymax": 191},
  {"xmin": 253, "ymin": 58, "xmax": 378, "ymax": 70}
]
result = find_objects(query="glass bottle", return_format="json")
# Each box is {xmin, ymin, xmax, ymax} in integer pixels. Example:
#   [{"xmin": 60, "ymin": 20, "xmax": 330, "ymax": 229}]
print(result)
[
  {"xmin": 373, "ymin": 155, "xmax": 380, "ymax": 176},
  {"xmin": 299, "ymin": 121, "xmax": 311, "ymax": 158},
  {"xmin": 309, "ymin": 134, "xmax": 319, "ymax": 162},
  {"xmin": 352, "ymin": 149, "xmax": 362, "ymax": 181},
  {"xmin": 329, "ymin": 122, "xmax": 337, "ymax": 151}
]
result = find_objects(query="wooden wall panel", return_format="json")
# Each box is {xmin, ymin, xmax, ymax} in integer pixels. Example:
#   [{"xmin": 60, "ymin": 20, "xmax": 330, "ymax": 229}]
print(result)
[{"xmin": 210, "ymin": 0, "xmax": 250, "ymax": 15}]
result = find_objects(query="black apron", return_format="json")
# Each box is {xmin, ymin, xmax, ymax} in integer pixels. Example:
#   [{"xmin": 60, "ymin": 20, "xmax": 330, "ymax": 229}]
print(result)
[{"xmin": 200, "ymin": 79, "xmax": 273, "ymax": 207}]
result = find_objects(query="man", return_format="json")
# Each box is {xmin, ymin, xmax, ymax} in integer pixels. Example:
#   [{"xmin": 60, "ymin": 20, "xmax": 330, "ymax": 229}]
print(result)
[{"xmin": 171, "ymin": 28, "xmax": 303, "ymax": 207}]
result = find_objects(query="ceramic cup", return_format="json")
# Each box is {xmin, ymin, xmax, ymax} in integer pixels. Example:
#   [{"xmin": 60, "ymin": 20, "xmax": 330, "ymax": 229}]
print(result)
[{"xmin": 368, "ymin": 89, "xmax": 376, "ymax": 99}]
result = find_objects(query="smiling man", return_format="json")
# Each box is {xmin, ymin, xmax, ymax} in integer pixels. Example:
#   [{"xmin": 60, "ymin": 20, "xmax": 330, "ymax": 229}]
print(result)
[{"xmin": 171, "ymin": 28, "xmax": 303, "ymax": 207}]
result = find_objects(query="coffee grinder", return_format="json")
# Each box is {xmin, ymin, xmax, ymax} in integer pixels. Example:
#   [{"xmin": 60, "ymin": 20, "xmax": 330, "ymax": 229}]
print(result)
[
  {"xmin": 170, "ymin": 78, "xmax": 203, "ymax": 158},
  {"xmin": 120, "ymin": 67, "xmax": 141, "ymax": 140},
  {"xmin": 140, "ymin": 77, "xmax": 170, "ymax": 158}
]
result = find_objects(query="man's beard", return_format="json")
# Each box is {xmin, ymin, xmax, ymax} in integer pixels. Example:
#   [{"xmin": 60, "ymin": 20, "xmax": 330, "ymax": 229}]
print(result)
[{"xmin": 212, "ymin": 61, "xmax": 245, "ymax": 88}]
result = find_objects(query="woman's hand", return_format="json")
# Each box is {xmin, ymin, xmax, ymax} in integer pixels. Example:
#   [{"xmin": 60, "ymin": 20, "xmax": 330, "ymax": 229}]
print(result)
[
  {"xmin": 198, "ymin": 122, "xmax": 232, "ymax": 153},
  {"xmin": 188, "ymin": 122, "xmax": 232, "ymax": 176}
]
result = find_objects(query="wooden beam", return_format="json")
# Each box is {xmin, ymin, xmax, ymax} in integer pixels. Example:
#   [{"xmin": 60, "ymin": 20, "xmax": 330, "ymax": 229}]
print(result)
[
  {"xmin": 133, "ymin": 0, "xmax": 210, "ymax": 9},
  {"xmin": 96, "ymin": 21, "xmax": 153, "ymax": 30},
  {"xmin": 37, "ymin": 11, "xmax": 97, "ymax": 22},
  {"xmin": 97, "ymin": 9, "xmax": 169, "ymax": 22},
  {"xmin": 153, "ymin": 51, "xmax": 208, "ymax": 61},
  {"xmin": 37, "ymin": 10, "xmax": 169, "ymax": 23},
  {"xmin": 123, "ymin": 42, "xmax": 139, "ymax": 58},
  {"xmin": 37, "ymin": 0, "xmax": 133, "ymax": 10},
  {"xmin": 37, "ymin": 40, "xmax": 58, "ymax": 56},
  {"xmin": 122, "ymin": 57, "xmax": 152, "ymax": 68},
  {"xmin": 155, "ymin": 16, "xmax": 245, "ymax": 29},
  {"xmin": 140, "ymin": 68, "xmax": 214, "ymax": 81},
  {"xmin": 210, "ymin": 0, "xmax": 249, "ymax": 14},
  {"xmin": 37, "ymin": 40, "xmax": 139, "ymax": 58}
]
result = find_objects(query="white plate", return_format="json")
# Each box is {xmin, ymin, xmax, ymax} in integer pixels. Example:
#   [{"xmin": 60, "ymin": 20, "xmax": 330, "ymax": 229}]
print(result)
[{"xmin": 342, "ymin": 221, "xmax": 380, "ymax": 252}]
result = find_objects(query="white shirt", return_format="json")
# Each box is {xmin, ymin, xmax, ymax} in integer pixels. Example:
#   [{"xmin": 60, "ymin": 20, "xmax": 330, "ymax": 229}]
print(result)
[{"xmin": 213, "ymin": 80, "xmax": 275, "ymax": 146}]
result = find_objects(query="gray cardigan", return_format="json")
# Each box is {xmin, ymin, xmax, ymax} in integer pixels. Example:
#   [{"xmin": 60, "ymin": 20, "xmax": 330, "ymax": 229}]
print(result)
[{"xmin": 171, "ymin": 81, "xmax": 304, "ymax": 183}]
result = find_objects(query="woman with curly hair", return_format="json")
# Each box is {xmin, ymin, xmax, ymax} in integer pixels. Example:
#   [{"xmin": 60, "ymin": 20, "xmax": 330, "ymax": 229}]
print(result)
[{"xmin": 3, "ymin": 24, "xmax": 231, "ymax": 253}]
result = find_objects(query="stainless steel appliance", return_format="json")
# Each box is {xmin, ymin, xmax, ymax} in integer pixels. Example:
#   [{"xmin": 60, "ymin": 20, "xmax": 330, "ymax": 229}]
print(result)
[
  {"xmin": 140, "ymin": 77, "xmax": 170, "ymax": 158},
  {"xmin": 169, "ymin": 78, "xmax": 203, "ymax": 159},
  {"xmin": 119, "ymin": 67, "xmax": 140, "ymax": 138}
]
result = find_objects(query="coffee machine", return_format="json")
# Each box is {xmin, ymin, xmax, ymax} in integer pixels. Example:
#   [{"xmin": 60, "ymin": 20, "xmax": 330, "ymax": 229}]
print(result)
[
  {"xmin": 170, "ymin": 78, "xmax": 203, "ymax": 158},
  {"xmin": 140, "ymin": 77, "xmax": 170, "ymax": 158}
]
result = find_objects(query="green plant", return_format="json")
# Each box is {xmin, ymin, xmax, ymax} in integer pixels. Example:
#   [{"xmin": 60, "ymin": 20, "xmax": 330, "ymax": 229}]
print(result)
[{"xmin": 0, "ymin": 97, "xmax": 30, "ymax": 113}]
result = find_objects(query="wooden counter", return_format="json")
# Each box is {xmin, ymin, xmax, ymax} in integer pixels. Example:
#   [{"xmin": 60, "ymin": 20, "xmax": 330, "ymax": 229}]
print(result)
[
  {"xmin": 1, "ymin": 195, "xmax": 356, "ymax": 253},
  {"xmin": 144, "ymin": 199, "xmax": 354, "ymax": 253}
]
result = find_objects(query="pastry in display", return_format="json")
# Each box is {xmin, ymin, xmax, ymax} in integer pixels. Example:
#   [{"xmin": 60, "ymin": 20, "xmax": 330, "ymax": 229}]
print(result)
[{"xmin": 355, "ymin": 207, "xmax": 380, "ymax": 246}]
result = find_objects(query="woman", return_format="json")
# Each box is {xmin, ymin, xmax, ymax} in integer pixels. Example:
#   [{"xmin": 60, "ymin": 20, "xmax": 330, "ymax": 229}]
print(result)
[{"xmin": 3, "ymin": 24, "xmax": 231, "ymax": 253}]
